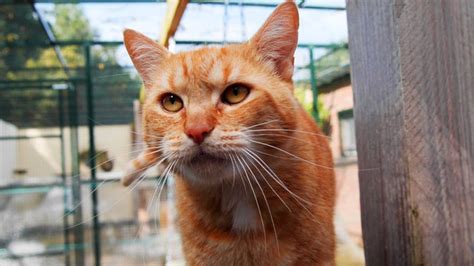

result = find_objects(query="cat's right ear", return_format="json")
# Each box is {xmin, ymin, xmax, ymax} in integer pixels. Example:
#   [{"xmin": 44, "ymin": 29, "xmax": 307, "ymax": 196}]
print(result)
[
  {"xmin": 123, "ymin": 29, "xmax": 170, "ymax": 88},
  {"xmin": 248, "ymin": 1, "xmax": 298, "ymax": 82}
]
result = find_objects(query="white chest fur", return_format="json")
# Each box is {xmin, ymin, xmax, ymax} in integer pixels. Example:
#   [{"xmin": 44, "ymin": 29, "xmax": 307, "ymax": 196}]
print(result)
[{"xmin": 221, "ymin": 187, "xmax": 259, "ymax": 232}]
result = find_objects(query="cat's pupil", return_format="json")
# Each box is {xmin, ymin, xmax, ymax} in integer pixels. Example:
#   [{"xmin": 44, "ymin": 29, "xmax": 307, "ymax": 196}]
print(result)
[
  {"xmin": 169, "ymin": 95, "xmax": 176, "ymax": 104},
  {"xmin": 233, "ymin": 87, "xmax": 240, "ymax": 95}
]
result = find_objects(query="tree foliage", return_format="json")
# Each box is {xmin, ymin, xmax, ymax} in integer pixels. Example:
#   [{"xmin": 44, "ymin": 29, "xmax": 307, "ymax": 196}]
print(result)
[
  {"xmin": 0, "ymin": 4, "xmax": 140, "ymax": 127},
  {"xmin": 0, "ymin": 4, "xmax": 47, "ymax": 77}
]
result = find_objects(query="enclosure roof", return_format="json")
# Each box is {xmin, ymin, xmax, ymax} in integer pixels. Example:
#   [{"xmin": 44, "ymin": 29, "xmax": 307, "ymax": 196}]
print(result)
[
  {"xmin": 1, "ymin": 0, "xmax": 348, "ymax": 72},
  {"xmin": 1, "ymin": 1, "xmax": 348, "ymax": 127}
]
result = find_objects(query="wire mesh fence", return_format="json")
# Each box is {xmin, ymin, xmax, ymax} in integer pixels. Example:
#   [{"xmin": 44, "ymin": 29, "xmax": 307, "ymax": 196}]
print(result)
[{"xmin": 1, "ymin": 2, "xmax": 351, "ymax": 265}]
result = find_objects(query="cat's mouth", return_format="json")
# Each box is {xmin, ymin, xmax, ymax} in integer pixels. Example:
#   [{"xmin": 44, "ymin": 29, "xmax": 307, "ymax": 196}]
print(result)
[{"xmin": 188, "ymin": 150, "xmax": 227, "ymax": 165}]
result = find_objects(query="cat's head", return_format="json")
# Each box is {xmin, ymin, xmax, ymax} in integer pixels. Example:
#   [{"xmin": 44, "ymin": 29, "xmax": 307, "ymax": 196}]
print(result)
[{"xmin": 124, "ymin": 2, "xmax": 299, "ymax": 185}]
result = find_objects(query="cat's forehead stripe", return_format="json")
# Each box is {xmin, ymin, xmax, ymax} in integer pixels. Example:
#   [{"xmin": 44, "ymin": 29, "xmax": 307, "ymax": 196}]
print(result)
[
  {"xmin": 168, "ymin": 65, "xmax": 178, "ymax": 88},
  {"xmin": 157, "ymin": 72, "xmax": 169, "ymax": 90},
  {"xmin": 208, "ymin": 60, "xmax": 224, "ymax": 85},
  {"xmin": 185, "ymin": 54, "xmax": 195, "ymax": 79},
  {"xmin": 207, "ymin": 51, "xmax": 242, "ymax": 86},
  {"xmin": 223, "ymin": 60, "xmax": 231, "ymax": 82},
  {"xmin": 171, "ymin": 62, "xmax": 186, "ymax": 89},
  {"xmin": 181, "ymin": 55, "xmax": 189, "ymax": 78},
  {"xmin": 227, "ymin": 61, "xmax": 241, "ymax": 82},
  {"xmin": 199, "ymin": 53, "xmax": 217, "ymax": 77},
  {"xmin": 158, "ymin": 47, "xmax": 249, "ymax": 93}
]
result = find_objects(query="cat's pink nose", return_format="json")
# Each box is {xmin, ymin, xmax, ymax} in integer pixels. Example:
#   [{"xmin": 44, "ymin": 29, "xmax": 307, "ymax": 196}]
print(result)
[{"xmin": 185, "ymin": 124, "xmax": 214, "ymax": 144}]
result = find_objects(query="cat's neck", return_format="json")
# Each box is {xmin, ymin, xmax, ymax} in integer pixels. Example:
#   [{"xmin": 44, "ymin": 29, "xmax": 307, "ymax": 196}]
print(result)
[
  {"xmin": 221, "ymin": 183, "xmax": 261, "ymax": 232},
  {"xmin": 175, "ymin": 153, "xmax": 302, "ymax": 235}
]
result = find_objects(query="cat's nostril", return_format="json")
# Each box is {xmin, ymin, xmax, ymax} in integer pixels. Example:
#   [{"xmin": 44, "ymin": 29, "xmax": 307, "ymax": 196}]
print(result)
[{"xmin": 185, "ymin": 126, "xmax": 214, "ymax": 144}]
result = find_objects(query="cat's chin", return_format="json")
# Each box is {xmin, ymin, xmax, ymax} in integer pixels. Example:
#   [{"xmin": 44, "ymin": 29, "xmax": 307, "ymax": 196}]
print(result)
[{"xmin": 178, "ymin": 151, "xmax": 233, "ymax": 185}]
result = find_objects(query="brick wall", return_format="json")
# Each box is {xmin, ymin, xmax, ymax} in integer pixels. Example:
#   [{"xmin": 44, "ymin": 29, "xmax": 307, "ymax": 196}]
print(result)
[{"xmin": 320, "ymin": 85, "xmax": 362, "ymax": 245}]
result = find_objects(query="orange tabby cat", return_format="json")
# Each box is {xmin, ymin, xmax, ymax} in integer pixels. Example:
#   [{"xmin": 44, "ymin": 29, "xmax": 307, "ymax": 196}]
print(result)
[{"xmin": 122, "ymin": 1, "xmax": 335, "ymax": 264}]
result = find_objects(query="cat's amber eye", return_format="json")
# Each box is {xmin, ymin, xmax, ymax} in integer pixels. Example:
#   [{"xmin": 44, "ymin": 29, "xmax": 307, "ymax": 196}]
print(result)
[
  {"xmin": 222, "ymin": 84, "xmax": 250, "ymax": 105},
  {"xmin": 161, "ymin": 93, "xmax": 183, "ymax": 112}
]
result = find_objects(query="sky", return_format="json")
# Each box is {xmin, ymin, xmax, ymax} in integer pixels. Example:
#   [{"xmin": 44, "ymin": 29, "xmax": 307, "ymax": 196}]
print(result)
[{"xmin": 37, "ymin": 1, "xmax": 348, "ymax": 79}]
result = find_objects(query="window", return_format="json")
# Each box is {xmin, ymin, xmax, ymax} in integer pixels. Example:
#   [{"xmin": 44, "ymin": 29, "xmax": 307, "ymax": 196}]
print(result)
[{"xmin": 338, "ymin": 109, "xmax": 357, "ymax": 157}]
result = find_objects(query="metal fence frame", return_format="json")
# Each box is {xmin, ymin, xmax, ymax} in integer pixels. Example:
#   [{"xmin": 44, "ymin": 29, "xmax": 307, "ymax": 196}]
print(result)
[{"xmin": 0, "ymin": 1, "xmax": 346, "ymax": 265}]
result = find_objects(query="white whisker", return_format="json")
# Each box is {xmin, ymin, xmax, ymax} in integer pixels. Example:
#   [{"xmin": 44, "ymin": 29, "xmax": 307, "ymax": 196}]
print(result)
[
  {"xmin": 244, "ymin": 128, "xmax": 330, "ymax": 139},
  {"xmin": 234, "ymin": 154, "xmax": 267, "ymax": 247},
  {"xmin": 249, "ymin": 139, "xmax": 333, "ymax": 170},
  {"xmin": 245, "ymin": 149, "xmax": 316, "ymax": 215},
  {"xmin": 242, "ymin": 149, "xmax": 292, "ymax": 213},
  {"xmin": 240, "ymin": 153, "xmax": 279, "ymax": 253},
  {"xmin": 65, "ymin": 169, "xmax": 149, "ymax": 230},
  {"xmin": 243, "ymin": 119, "xmax": 279, "ymax": 130}
]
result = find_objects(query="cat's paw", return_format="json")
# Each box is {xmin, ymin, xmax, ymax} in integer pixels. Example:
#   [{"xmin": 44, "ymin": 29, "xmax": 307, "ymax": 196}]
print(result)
[{"xmin": 121, "ymin": 150, "xmax": 159, "ymax": 186}]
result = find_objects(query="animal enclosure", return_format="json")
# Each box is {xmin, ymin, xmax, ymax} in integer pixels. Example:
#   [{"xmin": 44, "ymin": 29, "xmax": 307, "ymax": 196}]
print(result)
[{"xmin": 1, "ymin": 1, "xmax": 358, "ymax": 265}]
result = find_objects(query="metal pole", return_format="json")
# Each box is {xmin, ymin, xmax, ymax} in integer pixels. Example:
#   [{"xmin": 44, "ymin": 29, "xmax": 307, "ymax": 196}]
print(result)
[
  {"xmin": 58, "ymin": 89, "xmax": 71, "ymax": 266},
  {"xmin": 0, "ymin": 40, "xmax": 343, "ymax": 49},
  {"xmin": 68, "ymin": 83, "xmax": 85, "ymax": 266},
  {"xmin": 30, "ymin": 3, "xmax": 74, "ymax": 79},
  {"xmin": 85, "ymin": 43, "xmax": 101, "ymax": 266},
  {"xmin": 308, "ymin": 47, "xmax": 319, "ymax": 123}
]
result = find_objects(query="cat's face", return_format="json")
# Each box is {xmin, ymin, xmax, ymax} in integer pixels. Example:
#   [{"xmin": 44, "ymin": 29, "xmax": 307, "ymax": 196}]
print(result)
[
  {"xmin": 124, "ymin": 2, "xmax": 299, "ymax": 185},
  {"xmin": 141, "ymin": 45, "xmax": 298, "ymax": 183}
]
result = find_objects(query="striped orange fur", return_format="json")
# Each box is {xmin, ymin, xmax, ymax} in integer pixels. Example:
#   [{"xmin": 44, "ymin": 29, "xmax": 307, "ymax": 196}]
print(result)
[{"xmin": 123, "ymin": 1, "xmax": 336, "ymax": 264}]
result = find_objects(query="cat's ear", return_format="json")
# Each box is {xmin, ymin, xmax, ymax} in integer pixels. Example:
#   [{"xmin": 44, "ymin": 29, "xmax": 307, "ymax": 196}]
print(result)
[
  {"xmin": 123, "ymin": 29, "xmax": 170, "ymax": 88},
  {"xmin": 249, "ymin": 1, "xmax": 299, "ymax": 81}
]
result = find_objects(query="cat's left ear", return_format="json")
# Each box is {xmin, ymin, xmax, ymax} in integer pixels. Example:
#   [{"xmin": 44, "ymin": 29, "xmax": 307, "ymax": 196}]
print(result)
[
  {"xmin": 123, "ymin": 29, "xmax": 170, "ymax": 88},
  {"xmin": 249, "ymin": 1, "xmax": 299, "ymax": 81}
]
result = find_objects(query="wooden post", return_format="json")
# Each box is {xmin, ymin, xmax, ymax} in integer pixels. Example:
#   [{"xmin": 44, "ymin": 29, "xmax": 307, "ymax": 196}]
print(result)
[
  {"xmin": 160, "ymin": 0, "xmax": 189, "ymax": 47},
  {"xmin": 346, "ymin": 1, "xmax": 473, "ymax": 265}
]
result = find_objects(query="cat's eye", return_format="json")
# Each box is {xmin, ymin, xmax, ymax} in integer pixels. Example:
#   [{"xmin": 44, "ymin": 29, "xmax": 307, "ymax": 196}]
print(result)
[
  {"xmin": 222, "ymin": 84, "xmax": 250, "ymax": 105},
  {"xmin": 161, "ymin": 93, "xmax": 183, "ymax": 112}
]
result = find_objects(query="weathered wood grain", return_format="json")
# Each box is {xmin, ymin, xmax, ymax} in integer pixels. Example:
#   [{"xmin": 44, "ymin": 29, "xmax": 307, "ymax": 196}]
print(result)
[{"xmin": 346, "ymin": 0, "xmax": 474, "ymax": 265}]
